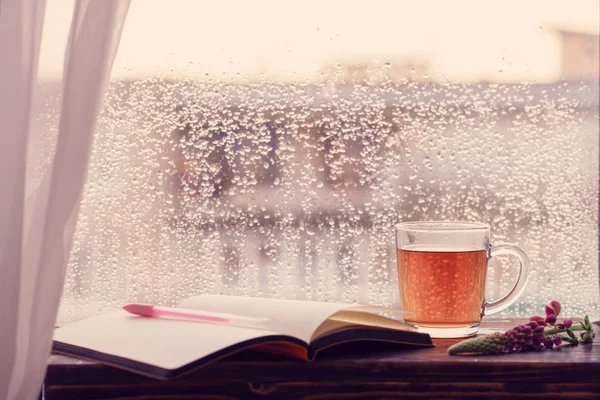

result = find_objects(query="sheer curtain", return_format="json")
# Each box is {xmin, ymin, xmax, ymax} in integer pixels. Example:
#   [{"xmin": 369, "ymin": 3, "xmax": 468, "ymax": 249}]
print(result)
[{"xmin": 0, "ymin": 0, "xmax": 129, "ymax": 398}]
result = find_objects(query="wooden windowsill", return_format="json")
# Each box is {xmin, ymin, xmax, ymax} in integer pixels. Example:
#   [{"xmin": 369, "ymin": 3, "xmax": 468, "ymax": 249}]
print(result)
[{"xmin": 44, "ymin": 318, "xmax": 600, "ymax": 399}]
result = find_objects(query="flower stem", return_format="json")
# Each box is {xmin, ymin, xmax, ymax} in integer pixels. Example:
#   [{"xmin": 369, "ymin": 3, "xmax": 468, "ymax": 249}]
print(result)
[{"xmin": 543, "ymin": 323, "xmax": 586, "ymax": 335}]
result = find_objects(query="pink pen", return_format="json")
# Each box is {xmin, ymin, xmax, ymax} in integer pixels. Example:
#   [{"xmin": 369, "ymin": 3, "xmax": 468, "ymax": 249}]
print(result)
[{"xmin": 123, "ymin": 303, "xmax": 272, "ymax": 331}]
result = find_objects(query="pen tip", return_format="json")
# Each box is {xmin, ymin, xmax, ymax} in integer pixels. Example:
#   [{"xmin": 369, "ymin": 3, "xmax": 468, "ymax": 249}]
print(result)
[{"xmin": 123, "ymin": 303, "xmax": 154, "ymax": 317}]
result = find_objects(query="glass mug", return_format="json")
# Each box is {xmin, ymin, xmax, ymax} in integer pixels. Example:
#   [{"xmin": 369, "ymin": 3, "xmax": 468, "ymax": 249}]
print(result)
[{"xmin": 395, "ymin": 221, "xmax": 529, "ymax": 338}]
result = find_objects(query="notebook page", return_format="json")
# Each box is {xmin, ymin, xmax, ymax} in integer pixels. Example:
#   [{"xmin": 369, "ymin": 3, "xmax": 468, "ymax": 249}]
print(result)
[
  {"xmin": 178, "ymin": 295, "xmax": 353, "ymax": 343},
  {"xmin": 53, "ymin": 310, "xmax": 280, "ymax": 371},
  {"xmin": 311, "ymin": 310, "xmax": 415, "ymax": 341}
]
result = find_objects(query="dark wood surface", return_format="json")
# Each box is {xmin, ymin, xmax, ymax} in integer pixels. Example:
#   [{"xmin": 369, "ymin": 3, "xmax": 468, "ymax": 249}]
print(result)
[{"xmin": 44, "ymin": 318, "xmax": 600, "ymax": 399}]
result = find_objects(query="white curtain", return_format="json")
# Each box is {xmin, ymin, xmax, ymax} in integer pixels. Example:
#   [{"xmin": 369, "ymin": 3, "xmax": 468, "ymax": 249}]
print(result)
[{"xmin": 0, "ymin": 0, "xmax": 130, "ymax": 398}]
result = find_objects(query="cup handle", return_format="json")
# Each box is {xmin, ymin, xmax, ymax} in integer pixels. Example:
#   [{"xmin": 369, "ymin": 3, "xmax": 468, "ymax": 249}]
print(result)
[{"xmin": 484, "ymin": 243, "xmax": 530, "ymax": 316}]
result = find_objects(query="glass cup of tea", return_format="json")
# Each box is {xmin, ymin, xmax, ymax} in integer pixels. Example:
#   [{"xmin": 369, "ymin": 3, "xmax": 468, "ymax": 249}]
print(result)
[{"xmin": 395, "ymin": 221, "xmax": 529, "ymax": 338}]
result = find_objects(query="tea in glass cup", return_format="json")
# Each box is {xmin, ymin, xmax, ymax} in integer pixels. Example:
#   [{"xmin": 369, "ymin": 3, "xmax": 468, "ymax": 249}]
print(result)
[{"xmin": 395, "ymin": 221, "xmax": 529, "ymax": 338}]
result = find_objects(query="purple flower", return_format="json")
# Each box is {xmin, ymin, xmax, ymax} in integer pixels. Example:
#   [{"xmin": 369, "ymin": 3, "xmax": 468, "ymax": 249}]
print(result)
[
  {"xmin": 448, "ymin": 300, "xmax": 594, "ymax": 356},
  {"xmin": 527, "ymin": 321, "xmax": 538, "ymax": 329},
  {"xmin": 531, "ymin": 342, "xmax": 543, "ymax": 350},
  {"xmin": 533, "ymin": 326, "xmax": 545, "ymax": 334},
  {"xmin": 530, "ymin": 316, "xmax": 545, "ymax": 325},
  {"xmin": 532, "ymin": 333, "xmax": 545, "ymax": 341},
  {"xmin": 553, "ymin": 336, "xmax": 562, "ymax": 346},
  {"xmin": 549, "ymin": 300, "xmax": 562, "ymax": 317}
]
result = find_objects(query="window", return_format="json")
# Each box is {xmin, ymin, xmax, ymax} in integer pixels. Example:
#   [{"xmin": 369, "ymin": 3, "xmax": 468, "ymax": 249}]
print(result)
[{"xmin": 35, "ymin": 0, "xmax": 598, "ymax": 323}]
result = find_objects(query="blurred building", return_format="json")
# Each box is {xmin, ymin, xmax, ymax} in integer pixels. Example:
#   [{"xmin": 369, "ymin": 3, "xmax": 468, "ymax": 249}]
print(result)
[
  {"xmin": 162, "ymin": 77, "xmax": 598, "ymax": 294},
  {"xmin": 554, "ymin": 27, "xmax": 599, "ymax": 80},
  {"xmin": 320, "ymin": 59, "xmax": 431, "ymax": 84}
]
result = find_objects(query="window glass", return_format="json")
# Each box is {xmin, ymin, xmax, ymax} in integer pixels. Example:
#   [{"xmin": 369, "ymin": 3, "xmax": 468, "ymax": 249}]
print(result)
[{"xmin": 35, "ymin": 0, "xmax": 599, "ymax": 323}]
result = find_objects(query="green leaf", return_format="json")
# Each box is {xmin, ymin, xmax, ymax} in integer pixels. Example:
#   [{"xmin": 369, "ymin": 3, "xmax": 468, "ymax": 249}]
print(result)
[
  {"xmin": 567, "ymin": 329, "xmax": 576, "ymax": 340},
  {"xmin": 582, "ymin": 332, "xmax": 594, "ymax": 343},
  {"xmin": 585, "ymin": 315, "xmax": 590, "ymax": 328},
  {"xmin": 560, "ymin": 335, "xmax": 574, "ymax": 343},
  {"xmin": 580, "ymin": 316, "xmax": 588, "ymax": 330}
]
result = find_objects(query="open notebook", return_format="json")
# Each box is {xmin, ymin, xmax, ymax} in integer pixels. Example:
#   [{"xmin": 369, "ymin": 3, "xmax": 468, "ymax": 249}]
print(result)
[{"xmin": 53, "ymin": 295, "xmax": 433, "ymax": 380}]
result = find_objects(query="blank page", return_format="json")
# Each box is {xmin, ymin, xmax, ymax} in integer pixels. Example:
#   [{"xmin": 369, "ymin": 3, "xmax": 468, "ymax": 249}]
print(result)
[
  {"xmin": 53, "ymin": 310, "xmax": 278, "ymax": 371},
  {"xmin": 178, "ymin": 295, "xmax": 353, "ymax": 342}
]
